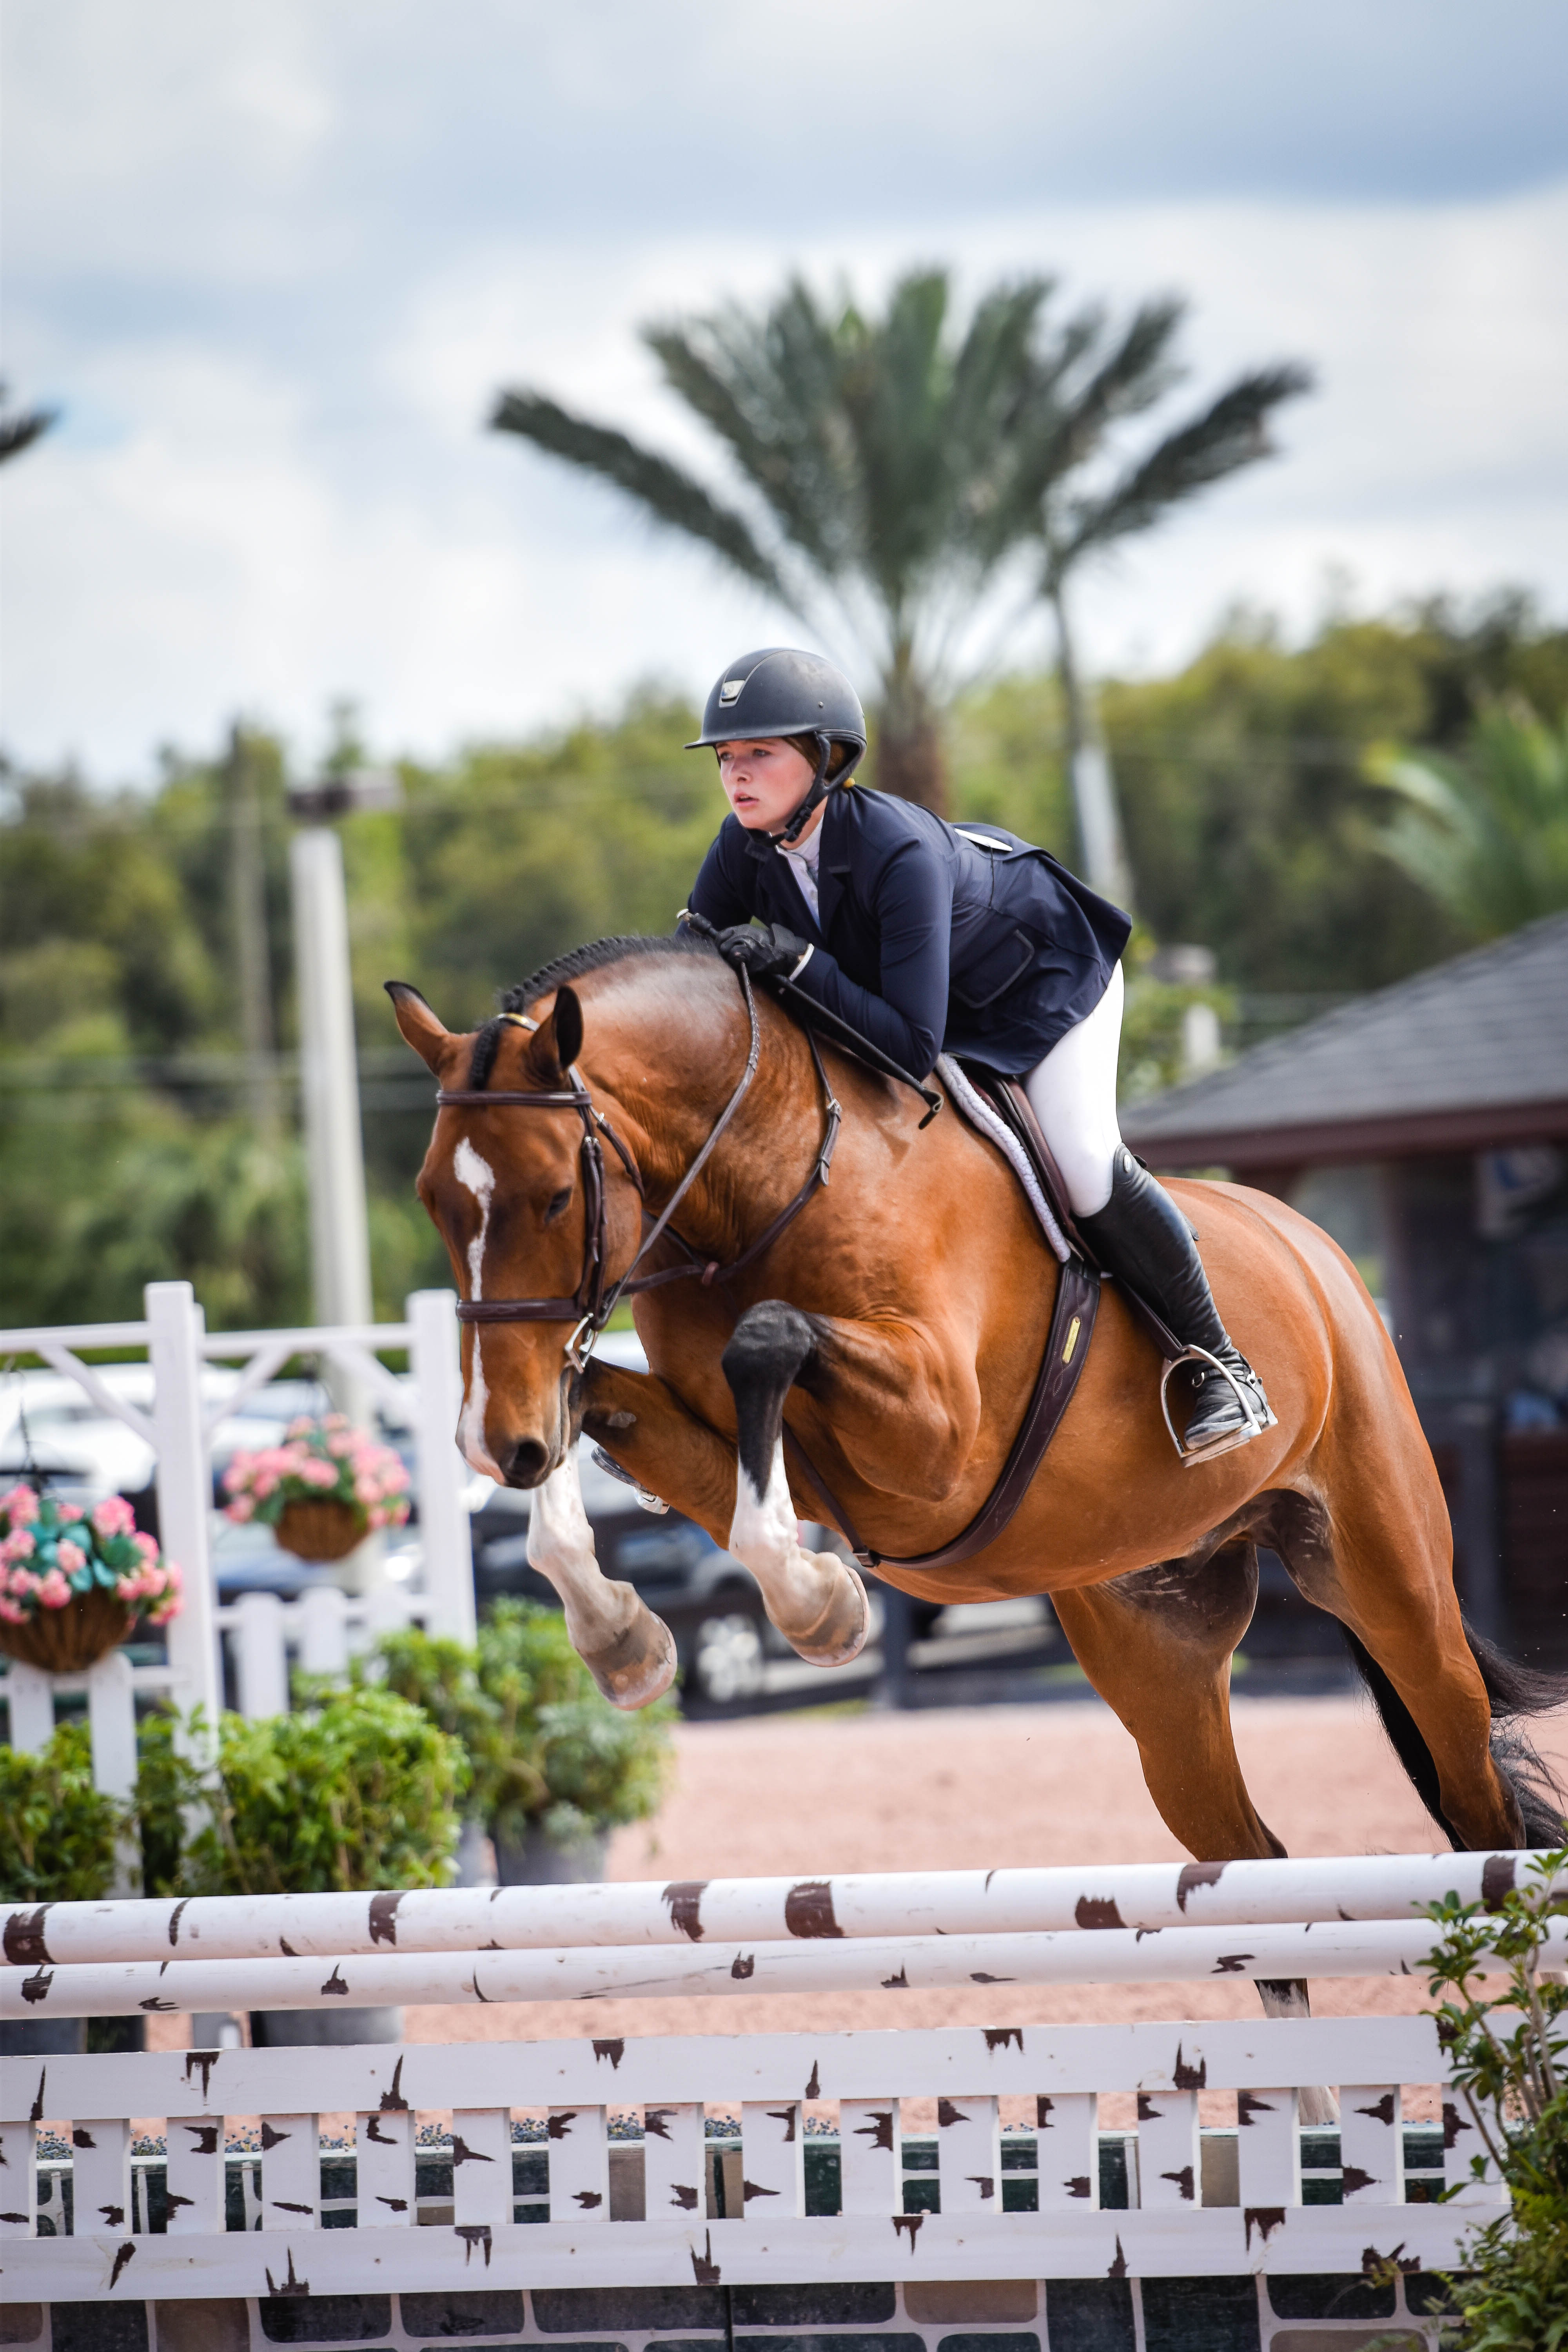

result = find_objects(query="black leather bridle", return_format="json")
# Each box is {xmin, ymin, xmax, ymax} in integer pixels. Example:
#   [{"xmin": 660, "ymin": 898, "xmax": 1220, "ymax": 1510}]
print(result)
[{"xmin": 435, "ymin": 965, "xmax": 842, "ymax": 1372}]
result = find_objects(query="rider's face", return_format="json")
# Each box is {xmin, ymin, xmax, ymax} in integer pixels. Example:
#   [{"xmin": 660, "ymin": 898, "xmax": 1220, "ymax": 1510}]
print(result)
[{"xmin": 715, "ymin": 737, "xmax": 817, "ymax": 834}]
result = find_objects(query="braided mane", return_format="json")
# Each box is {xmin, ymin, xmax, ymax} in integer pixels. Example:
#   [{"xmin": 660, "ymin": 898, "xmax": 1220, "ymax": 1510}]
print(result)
[{"xmin": 466, "ymin": 930, "xmax": 719, "ymax": 1089}]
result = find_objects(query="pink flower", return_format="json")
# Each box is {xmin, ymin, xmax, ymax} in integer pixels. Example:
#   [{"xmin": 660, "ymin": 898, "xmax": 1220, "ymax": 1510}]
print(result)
[
  {"xmin": 91, "ymin": 1495, "xmax": 137, "ymax": 1539},
  {"xmin": 301, "ymin": 1457, "xmax": 339, "ymax": 1489},
  {"xmin": 38, "ymin": 1570, "xmax": 72, "ymax": 1608},
  {"xmin": 226, "ymin": 1494, "xmax": 255, "ymax": 1523},
  {"xmin": 56, "ymin": 1539, "xmax": 86, "ymax": 1574},
  {"xmin": 56, "ymin": 1500, "xmax": 83, "ymax": 1523},
  {"xmin": 327, "ymin": 1432, "xmax": 353, "ymax": 1457},
  {"xmin": 134, "ymin": 1531, "xmax": 160, "ymax": 1561},
  {"xmin": 1, "ymin": 1528, "xmax": 36, "ymax": 1564},
  {"xmin": 0, "ymin": 1598, "xmax": 24, "ymax": 1623},
  {"xmin": 2, "ymin": 1485, "xmax": 40, "ymax": 1525}
]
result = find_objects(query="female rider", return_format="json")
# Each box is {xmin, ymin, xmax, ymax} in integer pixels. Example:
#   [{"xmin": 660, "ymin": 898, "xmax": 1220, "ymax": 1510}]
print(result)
[{"xmin": 682, "ymin": 645, "xmax": 1272, "ymax": 1464}]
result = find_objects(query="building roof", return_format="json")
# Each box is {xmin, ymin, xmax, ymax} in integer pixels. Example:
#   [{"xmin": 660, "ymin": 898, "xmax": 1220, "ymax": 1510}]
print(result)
[{"xmin": 1122, "ymin": 911, "xmax": 1568, "ymax": 1171}]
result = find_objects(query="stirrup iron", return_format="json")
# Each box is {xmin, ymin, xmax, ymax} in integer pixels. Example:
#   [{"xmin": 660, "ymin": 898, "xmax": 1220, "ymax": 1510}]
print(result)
[{"xmin": 1159, "ymin": 1345, "xmax": 1277, "ymax": 1468}]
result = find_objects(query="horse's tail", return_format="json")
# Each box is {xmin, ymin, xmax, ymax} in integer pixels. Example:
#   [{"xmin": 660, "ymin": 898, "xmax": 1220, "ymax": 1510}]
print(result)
[{"xmin": 1341, "ymin": 1619, "xmax": 1568, "ymax": 1849}]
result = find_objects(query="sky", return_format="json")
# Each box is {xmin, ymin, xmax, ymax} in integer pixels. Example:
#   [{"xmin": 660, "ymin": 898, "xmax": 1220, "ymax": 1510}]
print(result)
[{"xmin": 4, "ymin": 0, "xmax": 1567, "ymax": 784}]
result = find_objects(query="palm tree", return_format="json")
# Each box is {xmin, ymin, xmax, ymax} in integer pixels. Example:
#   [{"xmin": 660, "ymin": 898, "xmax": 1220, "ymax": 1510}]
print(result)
[
  {"xmin": 1038, "ymin": 360, "xmax": 1312, "ymax": 898},
  {"xmin": 491, "ymin": 270, "xmax": 1309, "ymax": 837},
  {"xmin": 1367, "ymin": 702, "xmax": 1568, "ymax": 939}
]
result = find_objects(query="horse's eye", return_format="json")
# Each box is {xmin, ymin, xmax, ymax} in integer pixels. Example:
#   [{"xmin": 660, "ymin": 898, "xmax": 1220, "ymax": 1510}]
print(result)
[{"xmin": 544, "ymin": 1187, "xmax": 572, "ymax": 1225}]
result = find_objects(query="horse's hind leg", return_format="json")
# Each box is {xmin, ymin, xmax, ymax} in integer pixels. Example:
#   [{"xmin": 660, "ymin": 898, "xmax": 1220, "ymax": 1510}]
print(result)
[
  {"xmin": 1052, "ymin": 1540, "xmax": 1339, "ymax": 2122},
  {"xmin": 1264, "ymin": 1480, "xmax": 1546, "ymax": 1849},
  {"xmin": 719, "ymin": 1301, "xmax": 870, "ymax": 1667},
  {"xmin": 1053, "ymin": 1539, "xmax": 1285, "ymax": 1862}
]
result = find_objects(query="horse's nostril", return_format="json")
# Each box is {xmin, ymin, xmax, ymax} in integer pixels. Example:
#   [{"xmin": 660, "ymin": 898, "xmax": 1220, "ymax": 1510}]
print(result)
[{"xmin": 503, "ymin": 1438, "xmax": 550, "ymax": 1489}]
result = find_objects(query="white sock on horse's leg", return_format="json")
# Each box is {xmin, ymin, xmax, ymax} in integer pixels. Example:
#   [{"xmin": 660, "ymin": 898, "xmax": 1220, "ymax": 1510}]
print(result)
[
  {"xmin": 728, "ymin": 1434, "xmax": 869, "ymax": 1668},
  {"xmin": 526, "ymin": 1450, "xmax": 677, "ymax": 1709},
  {"xmin": 1256, "ymin": 1978, "xmax": 1340, "ymax": 2124},
  {"xmin": 1022, "ymin": 960, "xmax": 1125, "ymax": 1216}
]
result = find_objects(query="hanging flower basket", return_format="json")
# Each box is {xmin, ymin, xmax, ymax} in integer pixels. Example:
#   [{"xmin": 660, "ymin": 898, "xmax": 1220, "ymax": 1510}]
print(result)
[
  {"xmin": 0, "ymin": 1488, "xmax": 182, "ymax": 1671},
  {"xmin": 275, "ymin": 1497, "xmax": 367, "ymax": 1563},
  {"xmin": 223, "ymin": 1415, "xmax": 411, "ymax": 1563}
]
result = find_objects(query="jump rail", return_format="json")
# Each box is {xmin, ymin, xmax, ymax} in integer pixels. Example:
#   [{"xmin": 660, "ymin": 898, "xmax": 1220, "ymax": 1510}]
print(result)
[{"xmin": 6, "ymin": 1848, "xmax": 1552, "ymax": 1965}]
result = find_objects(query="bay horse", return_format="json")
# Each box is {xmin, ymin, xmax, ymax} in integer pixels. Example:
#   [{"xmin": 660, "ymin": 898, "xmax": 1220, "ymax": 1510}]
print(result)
[{"xmin": 388, "ymin": 934, "xmax": 1566, "ymax": 1900}]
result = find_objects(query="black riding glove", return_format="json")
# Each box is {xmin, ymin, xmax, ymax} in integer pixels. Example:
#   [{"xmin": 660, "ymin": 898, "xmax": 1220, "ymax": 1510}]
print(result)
[{"xmin": 714, "ymin": 921, "xmax": 810, "ymax": 980}]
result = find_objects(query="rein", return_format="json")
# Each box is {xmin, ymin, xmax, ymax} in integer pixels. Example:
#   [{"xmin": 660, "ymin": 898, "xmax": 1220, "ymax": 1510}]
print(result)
[{"xmin": 435, "ymin": 967, "xmax": 843, "ymax": 1371}]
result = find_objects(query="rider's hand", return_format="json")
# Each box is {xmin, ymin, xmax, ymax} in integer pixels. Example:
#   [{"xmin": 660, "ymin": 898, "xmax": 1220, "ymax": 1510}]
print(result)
[{"xmin": 714, "ymin": 922, "xmax": 810, "ymax": 980}]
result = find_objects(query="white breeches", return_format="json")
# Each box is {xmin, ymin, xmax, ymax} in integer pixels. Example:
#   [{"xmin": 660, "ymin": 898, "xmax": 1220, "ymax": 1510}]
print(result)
[{"xmin": 1021, "ymin": 961, "xmax": 1125, "ymax": 1216}]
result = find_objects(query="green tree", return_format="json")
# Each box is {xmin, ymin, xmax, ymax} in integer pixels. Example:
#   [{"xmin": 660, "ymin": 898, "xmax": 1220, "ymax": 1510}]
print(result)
[
  {"xmin": 1367, "ymin": 701, "xmax": 1568, "ymax": 940},
  {"xmin": 491, "ymin": 269, "xmax": 1308, "ymax": 822}
]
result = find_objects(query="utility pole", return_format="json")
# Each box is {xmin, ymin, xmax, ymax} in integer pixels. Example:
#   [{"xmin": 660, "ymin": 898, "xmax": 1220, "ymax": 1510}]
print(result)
[
  {"xmin": 287, "ymin": 766, "xmax": 399, "ymax": 1472},
  {"xmin": 1050, "ymin": 579, "xmax": 1134, "ymax": 911},
  {"xmin": 226, "ymin": 723, "xmax": 281, "ymax": 1138},
  {"xmin": 289, "ymin": 824, "xmax": 374, "ymax": 1337}
]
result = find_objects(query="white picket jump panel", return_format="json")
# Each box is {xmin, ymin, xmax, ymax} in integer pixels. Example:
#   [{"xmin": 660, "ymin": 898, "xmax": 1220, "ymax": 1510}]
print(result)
[
  {"xmin": 0, "ymin": 2014, "xmax": 1494, "ymax": 2299},
  {"xmin": 11, "ymin": 1847, "xmax": 1553, "ymax": 1967},
  {"xmin": 1035, "ymin": 2090, "xmax": 1099, "ymax": 2207}
]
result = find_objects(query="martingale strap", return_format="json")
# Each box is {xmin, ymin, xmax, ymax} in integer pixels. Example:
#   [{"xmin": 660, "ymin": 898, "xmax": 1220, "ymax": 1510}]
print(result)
[{"xmin": 436, "ymin": 967, "xmax": 842, "ymax": 1368}]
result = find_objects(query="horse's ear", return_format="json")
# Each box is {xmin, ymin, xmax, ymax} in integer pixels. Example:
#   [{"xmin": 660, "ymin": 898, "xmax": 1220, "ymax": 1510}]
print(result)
[
  {"xmin": 534, "ymin": 985, "xmax": 584, "ymax": 1081},
  {"xmin": 385, "ymin": 981, "xmax": 449, "ymax": 1073}
]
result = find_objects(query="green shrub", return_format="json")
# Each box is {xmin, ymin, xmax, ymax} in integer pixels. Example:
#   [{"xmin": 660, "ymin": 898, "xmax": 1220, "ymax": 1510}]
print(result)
[
  {"xmin": 182, "ymin": 1686, "xmax": 467, "ymax": 1895},
  {"xmin": 376, "ymin": 1600, "xmax": 673, "ymax": 1852},
  {"xmin": 1421, "ymin": 1848, "xmax": 1568, "ymax": 2350},
  {"xmin": 0, "ymin": 1721, "xmax": 125, "ymax": 1902}
]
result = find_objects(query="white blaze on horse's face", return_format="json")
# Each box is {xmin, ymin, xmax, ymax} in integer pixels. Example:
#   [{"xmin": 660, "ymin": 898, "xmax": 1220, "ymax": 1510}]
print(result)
[{"xmin": 452, "ymin": 1136, "xmax": 504, "ymax": 1480}]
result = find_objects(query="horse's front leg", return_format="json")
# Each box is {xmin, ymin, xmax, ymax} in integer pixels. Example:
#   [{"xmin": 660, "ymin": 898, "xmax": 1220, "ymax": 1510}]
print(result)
[
  {"xmin": 719, "ymin": 1303, "xmax": 869, "ymax": 1667},
  {"xmin": 525, "ymin": 1446, "xmax": 677, "ymax": 1710}
]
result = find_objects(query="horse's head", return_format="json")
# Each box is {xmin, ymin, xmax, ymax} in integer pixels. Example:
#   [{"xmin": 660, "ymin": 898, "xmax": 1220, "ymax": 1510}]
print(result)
[{"xmin": 387, "ymin": 978, "xmax": 643, "ymax": 1488}]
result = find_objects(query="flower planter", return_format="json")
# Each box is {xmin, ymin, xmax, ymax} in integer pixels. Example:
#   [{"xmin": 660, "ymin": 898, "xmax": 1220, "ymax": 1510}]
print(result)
[
  {"xmin": 0, "ymin": 1586, "xmax": 136, "ymax": 1672},
  {"xmin": 274, "ymin": 1497, "xmax": 368, "ymax": 1562},
  {"xmin": 249, "ymin": 2004, "xmax": 403, "ymax": 2049},
  {"xmin": 492, "ymin": 1822, "xmax": 609, "ymax": 1887}
]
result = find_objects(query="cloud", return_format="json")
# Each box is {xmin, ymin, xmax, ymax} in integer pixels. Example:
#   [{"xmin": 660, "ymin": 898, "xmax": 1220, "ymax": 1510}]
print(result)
[{"xmin": 2, "ymin": 2, "xmax": 1566, "ymax": 778}]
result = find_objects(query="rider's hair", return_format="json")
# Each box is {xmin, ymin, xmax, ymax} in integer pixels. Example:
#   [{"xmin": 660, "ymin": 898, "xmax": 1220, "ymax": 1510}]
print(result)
[{"xmin": 788, "ymin": 732, "xmax": 853, "ymax": 781}]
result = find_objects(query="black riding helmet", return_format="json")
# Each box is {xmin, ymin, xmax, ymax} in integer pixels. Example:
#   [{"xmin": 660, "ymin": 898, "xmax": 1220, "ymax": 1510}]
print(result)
[{"xmin": 687, "ymin": 647, "xmax": 867, "ymax": 843}]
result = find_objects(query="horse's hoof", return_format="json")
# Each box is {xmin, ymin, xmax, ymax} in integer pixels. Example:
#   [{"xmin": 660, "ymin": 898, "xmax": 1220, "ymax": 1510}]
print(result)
[
  {"xmin": 578, "ymin": 1599, "xmax": 678, "ymax": 1710},
  {"xmin": 785, "ymin": 1558, "xmax": 871, "ymax": 1669}
]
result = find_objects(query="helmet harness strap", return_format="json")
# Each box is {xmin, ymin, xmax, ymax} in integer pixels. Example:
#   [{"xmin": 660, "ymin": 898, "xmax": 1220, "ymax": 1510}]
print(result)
[{"xmin": 775, "ymin": 729, "xmax": 866, "ymax": 846}]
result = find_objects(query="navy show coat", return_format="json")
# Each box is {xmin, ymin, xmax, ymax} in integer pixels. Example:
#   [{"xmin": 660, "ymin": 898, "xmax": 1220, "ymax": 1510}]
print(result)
[{"xmin": 688, "ymin": 785, "xmax": 1131, "ymax": 1080}]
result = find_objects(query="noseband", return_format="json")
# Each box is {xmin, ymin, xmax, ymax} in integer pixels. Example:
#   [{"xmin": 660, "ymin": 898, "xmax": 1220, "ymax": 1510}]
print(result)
[{"xmin": 435, "ymin": 965, "xmax": 842, "ymax": 1372}]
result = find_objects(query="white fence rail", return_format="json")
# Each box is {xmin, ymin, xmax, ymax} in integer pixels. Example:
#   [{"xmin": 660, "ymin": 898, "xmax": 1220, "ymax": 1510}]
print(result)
[{"xmin": 0, "ymin": 1282, "xmax": 476, "ymax": 1876}]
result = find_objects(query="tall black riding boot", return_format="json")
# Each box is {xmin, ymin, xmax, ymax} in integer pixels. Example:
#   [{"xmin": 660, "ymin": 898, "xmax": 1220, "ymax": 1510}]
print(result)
[{"xmin": 1078, "ymin": 1147, "xmax": 1275, "ymax": 1463}]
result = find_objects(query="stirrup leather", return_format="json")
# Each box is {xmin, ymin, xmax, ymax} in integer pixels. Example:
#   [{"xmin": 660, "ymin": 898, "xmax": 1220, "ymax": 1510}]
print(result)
[{"xmin": 1159, "ymin": 1345, "xmax": 1278, "ymax": 1468}]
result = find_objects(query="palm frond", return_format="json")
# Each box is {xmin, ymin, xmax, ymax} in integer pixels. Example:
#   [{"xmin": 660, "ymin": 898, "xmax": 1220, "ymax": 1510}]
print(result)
[
  {"xmin": 490, "ymin": 387, "xmax": 789, "ymax": 600},
  {"xmin": 1045, "ymin": 363, "xmax": 1314, "ymax": 577},
  {"xmin": 0, "ymin": 382, "xmax": 58, "ymax": 465},
  {"xmin": 1364, "ymin": 708, "xmax": 1568, "ymax": 937}
]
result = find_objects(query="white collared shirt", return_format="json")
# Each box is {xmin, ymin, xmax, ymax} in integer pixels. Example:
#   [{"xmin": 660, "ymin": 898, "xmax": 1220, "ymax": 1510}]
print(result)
[{"xmin": 775, "ymin": 822, "xmax": 823, "ymax": 924}]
